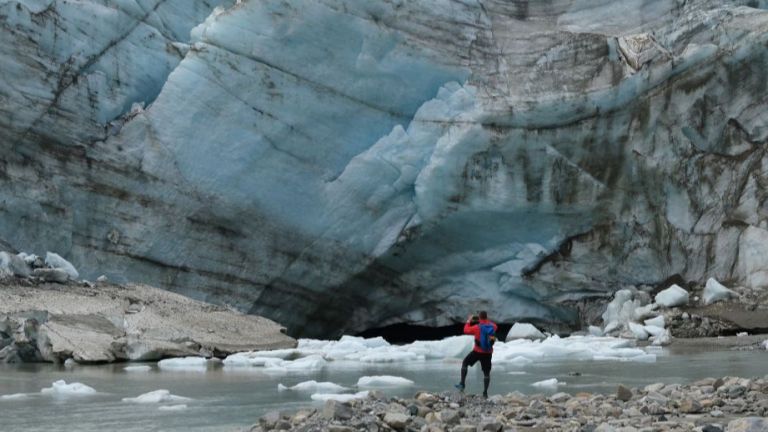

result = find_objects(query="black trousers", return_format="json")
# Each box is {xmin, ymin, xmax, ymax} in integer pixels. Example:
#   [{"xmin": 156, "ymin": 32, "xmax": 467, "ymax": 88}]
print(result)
[{"xmin": 462, "ymin": 350, "xmax": 492, "ymax": 375}]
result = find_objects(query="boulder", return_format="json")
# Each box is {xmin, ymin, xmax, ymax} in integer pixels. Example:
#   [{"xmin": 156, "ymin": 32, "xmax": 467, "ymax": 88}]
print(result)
[
  {"xmin": 383, "ymin": 412, "xmax": 409, "ymax": 430},
  {"xmin": 703, "ymin": 278, "xmax": 737, "ymax": 305},
  {"xmin": 654, "ymin": 285, "xmax": 689, "ymax": 308},
  {"xmin": 679, "ymin": 399, "xmax": 702, "ymax": 413},
  {"xmin": 323, "ymin": 400, "xmax": 353, "ymax": 420},
  {"xmin": 437, "ymin": 409, "xmax": 460, "ymax": 425},
  {"xmin": 617, "ymin": 384, "xmax": 633, "ymax": 402},
  {"xmin": 726, "ymin": 418, "xmax": 768, "ymax": 432},
  {"xmin": 31, "ymin": 268, "xmax": 70, "ymax": 283}
]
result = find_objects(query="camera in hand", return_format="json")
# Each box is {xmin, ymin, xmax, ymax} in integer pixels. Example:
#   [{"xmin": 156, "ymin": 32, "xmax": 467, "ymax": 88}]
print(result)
[{"xmin": 470, "ymin": 315, "xmax": 479, "ymax": 325}]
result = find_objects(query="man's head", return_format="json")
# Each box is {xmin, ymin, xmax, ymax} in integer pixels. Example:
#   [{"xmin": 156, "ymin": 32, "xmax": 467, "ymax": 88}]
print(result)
[{"xmin": 479, "ymin": 311, "xmax": 488, "ymax": 320}]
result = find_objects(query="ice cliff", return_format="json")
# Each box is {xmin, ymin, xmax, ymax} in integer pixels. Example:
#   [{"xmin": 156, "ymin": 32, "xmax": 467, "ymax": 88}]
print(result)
[{"xmin": 1, "ymin": 0, "xmax": 768, "ymax": 337}]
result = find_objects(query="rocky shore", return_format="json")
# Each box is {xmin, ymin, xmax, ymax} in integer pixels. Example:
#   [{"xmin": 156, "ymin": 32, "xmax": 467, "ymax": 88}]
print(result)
[
  {"xmin": 0, "ymin": 279, "xmax": 296, "ymax": 363},
  {"xmin": 251, "ymin": 376, "xmax": 768, "ymax": 432}
]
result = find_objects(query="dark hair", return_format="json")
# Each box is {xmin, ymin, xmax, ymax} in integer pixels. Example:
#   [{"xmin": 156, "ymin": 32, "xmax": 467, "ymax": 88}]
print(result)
[{"xmin": 478, "ymin": 311, "xmax": 487, "ymax": 319}]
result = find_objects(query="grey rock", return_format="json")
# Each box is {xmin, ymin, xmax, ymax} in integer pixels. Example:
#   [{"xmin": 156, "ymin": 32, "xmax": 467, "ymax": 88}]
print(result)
[
  {"xmin": 702, "ymin": 425, "xmax": 723, "ymax": 432},
  {"xmin": 726, "ymin": 418, "xmax": 768, "ymax": 432},
  {"xmin": 617, "ymin": 385, "xmax": 633, "ymax": 402},
  {"xmin": 327, "ymin": 426, "xmax": 356, "ymax": 432},
  {"xmin": 478, "ymin": 419, "xmax": 502, "ymax": 432},
  {"xmin": 323, "ymin": 400, "xmax": 353, "ymax": 421},
  {"xmin": 450, "ymin": 426, "xmax": 475, "ymax": 432},
  {"xmin": 383, "ymin": 412, "xmax": 410, "ymax": 430},
  {"xmin": 258, "ymin": 411, "xmax": 282, "ymax": 430},
  {"xmin": 437, "ymin": 409, "xmax": 460, "ymax": 425},
  {"xmin": 678, "ymin": 399, "xmax": 702, "ymax": 413}
]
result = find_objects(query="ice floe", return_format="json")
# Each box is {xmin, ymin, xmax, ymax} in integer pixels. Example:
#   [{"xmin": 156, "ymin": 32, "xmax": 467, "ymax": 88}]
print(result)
[
  {"xmin": 124, "ymin": 365, "xmax": 152, "ymax": 372},
  {"xmin": 531, "ymin": 378, "xmax": 563, "ymax": 389},
  {"xmin": 158, "ymin": 404, "xmax": 188, "ymax": 411},
  {"xmin": 158, "ymin": 357, "xmax": 212, "ymax": 371},
  {"xmin": 357, "ymin": 376, "xmax": 414, "ymax": 387},
  {"xmin": 0, "ymin": 393, "xmax": 30, "ymax": 401},
  {"xmin": 310, "ymin": 391, "xmax": 369, "ymax": 402},
  {"xmin": 41, "ymin": 380, "xmax": 96, "ymax": 396},
  {"xmin": 278, "ymin": 380, "xmax": 348, "ymax": 393},
  {"xmin": 122, "ymin": 390, "xmax": 191, "ymax": 404}
]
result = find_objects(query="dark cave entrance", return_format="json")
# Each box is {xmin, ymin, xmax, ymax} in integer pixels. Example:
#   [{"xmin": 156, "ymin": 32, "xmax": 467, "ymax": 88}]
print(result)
[{"xmin": 358, "ymin": 322, "xmax": 513, "ymax": 344}]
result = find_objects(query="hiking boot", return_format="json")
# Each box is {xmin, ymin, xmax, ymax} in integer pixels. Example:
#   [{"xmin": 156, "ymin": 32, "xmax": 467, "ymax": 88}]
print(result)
[
  {"xmin": 454, "ymin": 383, "xmax": 465, "ymax": 391},
  {"xmin": 482, "ymin": 392, "xmax": 488, "ymax": 398}
]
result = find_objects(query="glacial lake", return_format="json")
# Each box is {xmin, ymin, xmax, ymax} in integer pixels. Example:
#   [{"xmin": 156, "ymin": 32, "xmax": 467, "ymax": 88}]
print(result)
[{"xmin": 0, "ymin": 347, "xmax": 766, "ymax": 432}]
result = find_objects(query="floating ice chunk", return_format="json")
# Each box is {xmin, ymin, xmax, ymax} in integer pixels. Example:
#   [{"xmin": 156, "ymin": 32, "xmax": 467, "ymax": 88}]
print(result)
[
  {"xmin": 507, "ymin": 371, "xmax": 527, "ymax": 375},
  {"xmin": 604, "ymin": 321, "xmax": 621, "ymax": 334},
  {"xmin": 64, "ymin": 358, "xmax": 77, "ymax": 368},
  {"xmin": 654, "ymin": 285, "xmax": 689, "ymax": 308},
  {"xmin": 223, "ymin": 353, "xmax": 285, "ymax": 367},
  {"xmin": 44, "ymin": 252, "xmax": 79, "ymax": 279},
  {"xmin": 41, "ymin": 380, "xmax": 96, "ymax": 396},
  {"xmin": 703, "ymin": 278, "xmax": 737, "ymax": 305},
  {"xmin": 507, "ymin": 323, "xmax": 545, "ymax": 340},
  {"xmin": 644, "ymin": 325, "xmax": 665, "ymax": 337},
  {"xmin": 228, "ymin": 349, "xmax": 300, "ymax": 361},
  {"xmin": 357, "ymin": 376, "xmax": 414, "ymax": 387},
  {"xmin": 506, "ymin": 356, "xmax": 534, "ymax": 366},
  {"xmin": 401, "ymin": 336, "xmax": 473, "ymax": 359},
  {"xmin": 310, "ymin": 391, "xmax": 369, "ymax": 402},
  {"xmin": 282, "ymin": 355, "xmax": 327, "ymax": 371},
  {"xmin": 158, "ymin": 357, "xmax": 211, "ymax": 371},
  {"xmin": 158, "ymin": 404, "xmax": 188, "ymax": 411},
  {"xmin": 124, "ymin": 365, "xmax": 152, "ymax": 372},
  {"xmin": 531, "ymin": 378, "xmax": 563, "ymax": 389},
  {"xmin": 628, "ymin": 323, "xmax": 649, "ymax": 340},
  {"xmin": 736, "ymin": 332, "xmax": 748, "ymax": 337},
  {"xmin": 588, "ymin": 326, "xmax": 603, "ymax": 336},
  {"xmin": 122, "ymin": 389, "xmax": 191, "ymax": 404},
  {"xmin": 0, "ymin": 393, "xmax": 30, "ymax": 401},
  {"xmin": 762, "ymin": 340, "xmax": 768, "ymax": 350},
  {"xmin": 643, "ymin": 316, "xmax": 665, "ymax": 328},
  {"xmin": 278, "ymin": 380, "xmax": 348, "ymax": 393}
]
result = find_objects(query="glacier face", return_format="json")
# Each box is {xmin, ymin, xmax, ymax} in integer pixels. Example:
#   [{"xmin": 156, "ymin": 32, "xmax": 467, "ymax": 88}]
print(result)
[{"xmin": 1, "ymin": 0, "xmax": 768, "ymax": 337}]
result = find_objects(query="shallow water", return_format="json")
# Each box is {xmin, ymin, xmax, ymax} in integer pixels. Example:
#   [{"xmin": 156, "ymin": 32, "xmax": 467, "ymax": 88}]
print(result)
[{"xmin": 0, "ymin": 347, "xmax": 766, "ymax": 432}]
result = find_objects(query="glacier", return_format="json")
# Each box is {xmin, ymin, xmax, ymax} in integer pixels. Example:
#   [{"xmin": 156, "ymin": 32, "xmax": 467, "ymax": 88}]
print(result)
[{"xmin": 1, "ymin": 0, "xmax": 768, "ymax": 337}]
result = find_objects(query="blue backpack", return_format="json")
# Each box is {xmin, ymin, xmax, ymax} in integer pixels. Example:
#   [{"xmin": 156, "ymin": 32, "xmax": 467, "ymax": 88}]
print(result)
[{"xmin": 477, "ymin": 323, "xmax": 496, "ymax": 351}]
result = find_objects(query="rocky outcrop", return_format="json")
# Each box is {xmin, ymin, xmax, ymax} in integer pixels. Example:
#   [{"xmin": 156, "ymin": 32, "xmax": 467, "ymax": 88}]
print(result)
[
  {"xmin": 251, "ymin": 376, "xmax": 768, "ymax": 431},
  {"xmin": 1, "ymin": 0, "xmax": 768, "ymax": 337},
  {"xmin": 0, "ymin": 280, "xmax": 295, "ymax": 363}
]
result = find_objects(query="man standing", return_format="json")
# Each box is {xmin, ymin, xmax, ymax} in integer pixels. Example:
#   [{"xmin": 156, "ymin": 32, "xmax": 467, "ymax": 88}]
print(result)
[{"xmin": 455, "ymin": 311, "xmax": 497, "ymax": 398}]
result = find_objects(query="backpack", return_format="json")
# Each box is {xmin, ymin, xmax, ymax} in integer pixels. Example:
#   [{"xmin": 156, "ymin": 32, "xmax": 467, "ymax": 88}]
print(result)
[{"xmin": 477, "ymin": 323, "xmax": 496, "ymax": 351}]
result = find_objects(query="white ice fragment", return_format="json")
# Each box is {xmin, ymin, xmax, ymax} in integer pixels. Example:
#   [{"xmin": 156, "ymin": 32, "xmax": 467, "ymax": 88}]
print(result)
[
  {"xmin": 507, "ymin": 371, "xmax": 527, "ymax": 375},
  {"xmin": 604, "ymin": 321, "xmax": 621, "ymax": 334},
  {"xmin": 158, "ymin": 357, "xmax": 210, "ymax": 371},
  {"xmin": 0, "ymin": 393, "xmax": 30, "ymax": 401},
  {"xmin": 44, "ymin": 252, "xmax": 79, "ymax": 279},
  {"xmin": 357, "ymin": 376, "xmax": 414, "ymax": 387},
  {"xmin": 310, "ymin": 391, "xmax": 369, "ymax": 402},
  {"xmin": 644, "ymin": 325, "xmax": 665, "ymax": 337},
  {"xmin": 96, "ymin": 275, "xmax": 108, "ymax": 283},
  {"xmin": 736, "ymin": 332, "xmax": 748, "ymax": 337},
  {"xmin": 277, "ymin": 380, "xmax": 348, "ymax": 393},
  {"xmin": 531, "ymin": 378, "xmax": 563, "ymax": 389},
  {"xmin": 643, "ymin": 316, "xmax": 665, "ymax": 328},
  {"xmin": 124, "ymin": 365, "xmax": 152, "ymax": 372},
  {"xmin": 762, "ymin": 340, "xmax": 768, "ymax": 350},
  {"xmin": 122, "ymin": 389, "xmax": 191, "ymax": 404},
  {"xmin": 628, "ymin": 322, "xmax": 649, "ymax": 340},
  {"xmin": 282, "ymin": 355, "xmax": 327, "ymax": 371},
  {"xmin": 633, "ymin": 303, "xmax": 659, "ymax": 320},
  {"xmin": 507, "ymin": 323, "xmax": 545, "ymax": 340},
  {"xmin": 158, "ymin": 404, "xmax": 188, "ymax": 411},
  {"xmin": 651, "ymin": 329, "xmax": 671, "ymax": 346},
  {"xmin": 588, "ymin": 326, "xmax": 603, "ymax": 336},
  {"xmin": 64, "ymin": 358, "xmax": 77, "ymax": 368},
  {"xmin": 41, "ymin": 380, "xmax": 96, "ymax": 396},
  {"xmin": 703, "ymin": 278, "xmax": 737, "ymax": 305},
  {"xmin": 654, "ymin": 285, "xmax": 689, "ymax": 308}
]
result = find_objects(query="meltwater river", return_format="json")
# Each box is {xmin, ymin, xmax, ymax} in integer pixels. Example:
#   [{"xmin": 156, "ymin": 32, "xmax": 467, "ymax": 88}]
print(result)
[{"xmin": 0, "ymin": 345, "xmax": 766, "ymax": 432}]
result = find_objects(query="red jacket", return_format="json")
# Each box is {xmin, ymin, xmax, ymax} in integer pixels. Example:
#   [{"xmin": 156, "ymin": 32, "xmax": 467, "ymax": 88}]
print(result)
[{"xmin": 464, "ymin": 319, "xmax": 498, "ymax": 353}]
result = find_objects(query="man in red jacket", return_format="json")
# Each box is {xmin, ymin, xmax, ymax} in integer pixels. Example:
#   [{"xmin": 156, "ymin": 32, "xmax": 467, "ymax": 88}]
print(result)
[{"xmin": 455, "ymin": 311, "xmax": 497, "ymax": 398}]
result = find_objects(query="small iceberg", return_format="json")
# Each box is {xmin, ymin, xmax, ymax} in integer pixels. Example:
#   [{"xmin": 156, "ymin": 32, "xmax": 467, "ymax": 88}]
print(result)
[
  {"xmin": 124, "ymin": 365, "xmax": 152, "ymax": 372},
  {"xmin": 158, "ymin": 357, "xmax": 210, "ymax": 371},
  {"xmin": 122, "ymin": 390, "xmax": 191, "ymax": 404},
  {"xmin": 0, "ymin": 393, "xmax": 30, "ymax": 401},
  {"xmin": 531, "ymin": 378, "xmax": 564, "ymax": 390},
  {"xmin": 357, "ymin": 375, "xmax": 414, "ymax": 387},
  {"xmin": 278, "ymin": 380, "xmax": 348, "ymax": 393},
  {"xmin": 41, "ymin": 380, "xmax": 96, "ymax": 396},
  {"xmin": 158, "ymin": 404, "xmax": 188, "ymax": 411},
  {"xmin": 310, "ymin": 391, "xmax": 369, "ymax": 402}
]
